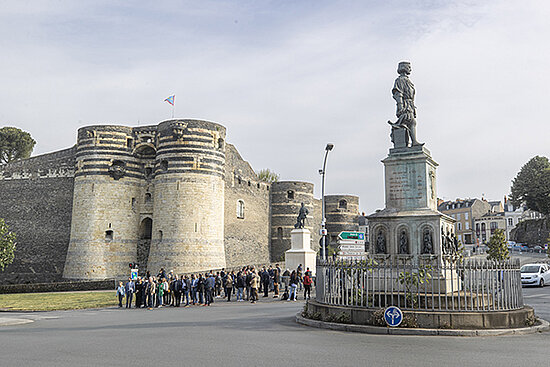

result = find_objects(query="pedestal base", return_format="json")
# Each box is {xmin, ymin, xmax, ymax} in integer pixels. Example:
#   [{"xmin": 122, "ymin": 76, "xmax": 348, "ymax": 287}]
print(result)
[{"xmin": 286, "ymin": 229, "xmax": 316, "ymax": 276}]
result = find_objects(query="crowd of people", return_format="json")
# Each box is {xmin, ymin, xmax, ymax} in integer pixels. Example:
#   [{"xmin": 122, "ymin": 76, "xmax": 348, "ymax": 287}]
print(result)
[{"xmin": 116, "ymin": 264, "xmax": 314, "ymax": 309}]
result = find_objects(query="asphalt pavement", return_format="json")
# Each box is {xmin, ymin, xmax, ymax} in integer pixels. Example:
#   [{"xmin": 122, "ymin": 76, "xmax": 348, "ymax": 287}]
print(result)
[{"xmin": 1, "ymin": 292, "xmax": 550, "ymax": 367}]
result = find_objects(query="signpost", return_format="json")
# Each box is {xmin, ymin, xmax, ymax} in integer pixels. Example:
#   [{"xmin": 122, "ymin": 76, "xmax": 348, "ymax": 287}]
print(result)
[
  {"xmin": 337, "ymin": 231, "xmax": 367, "ymax": 259},
  {"xmin": 384, "ymin": 306, "xmax": 403, "ymax": 327}
]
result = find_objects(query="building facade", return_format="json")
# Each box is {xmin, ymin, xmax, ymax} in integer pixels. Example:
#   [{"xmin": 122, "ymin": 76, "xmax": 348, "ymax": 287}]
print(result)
[{"xmin": 438, "ymin": 198, "xmax": 491, "ymax": 245}]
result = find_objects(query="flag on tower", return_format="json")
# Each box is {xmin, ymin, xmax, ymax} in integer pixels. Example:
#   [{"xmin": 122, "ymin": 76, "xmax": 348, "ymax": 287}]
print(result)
[{"xmin": 164, "ymin": 95, "xmax": 175, "ymax": 105}]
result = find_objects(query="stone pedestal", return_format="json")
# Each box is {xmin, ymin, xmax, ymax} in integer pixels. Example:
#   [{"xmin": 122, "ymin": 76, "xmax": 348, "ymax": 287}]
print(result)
[
  {"xmin": 367, "ymin": 145, "xmax": 455, "ymax": 261},
  {"xmin": 286, "ymin": 228, "xmax": 316, "ymax": 276}
]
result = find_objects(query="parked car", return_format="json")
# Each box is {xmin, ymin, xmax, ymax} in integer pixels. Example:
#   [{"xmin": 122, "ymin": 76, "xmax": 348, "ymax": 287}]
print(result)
[
  {"xmin": 533, "ymin": 245, "xmax": 543, "ymax": 253},
  {"xmin": 521, "ymin": 264, "xmax": 550, "ymax": 287}
]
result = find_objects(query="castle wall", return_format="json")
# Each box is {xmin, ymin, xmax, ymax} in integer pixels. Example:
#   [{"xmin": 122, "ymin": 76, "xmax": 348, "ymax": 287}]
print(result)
[
  {"xmin": 223, "ymin": 144, "xmax": 271, "ymax": 267},
  {"xmin": 0, "ymin": 148, "xmax": 75, "ymax": 284}
]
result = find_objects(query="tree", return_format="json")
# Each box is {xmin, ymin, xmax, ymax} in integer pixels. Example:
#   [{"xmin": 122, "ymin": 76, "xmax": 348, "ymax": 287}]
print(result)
[
  {"xmin": 510, "ymin": 156, "xmax": 550, "ymax": 215},
  {"xmin": 486, "ymin": 229, "xmax": 509, "ymax": 262},
  {"xmin": 0, "ymin": 126, "xmax": 36, "ymax": 164},
  {"xmin": 0, "ymin": 218, "xmax": 16, "ymax": 271},
  {"xmin": 257, "ymin": 168, "xmax": 279, "ymax": 183}
]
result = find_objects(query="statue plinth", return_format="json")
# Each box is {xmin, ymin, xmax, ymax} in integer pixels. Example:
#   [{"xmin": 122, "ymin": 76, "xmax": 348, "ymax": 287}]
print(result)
[
  {"xmin": 367, "ymin": 145, "xmax": 455, "ymax": 259},
  {"xmin": 286, "ymin": 228, "xmax": 316, "ymax": 276}
]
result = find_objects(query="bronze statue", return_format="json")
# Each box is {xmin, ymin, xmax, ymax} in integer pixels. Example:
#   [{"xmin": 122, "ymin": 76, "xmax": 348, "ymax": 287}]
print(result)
[
  {"xmin": 376, "ymin": 230, "xmax": 387, "ymax": 254},
  {"xmin": 388, "ymin": 61, "xmax": 422, "ymax": 147},
  {"xmin": 399, "ymin": 230, "xmax": 409, "ymax": 254},
  {"xmin": 294, "ymin": 202, "xmax": 309, "ymax": 229},
  {"xmin": 422, "ymin": 228, "xmax": 433, "ymax": 254}
]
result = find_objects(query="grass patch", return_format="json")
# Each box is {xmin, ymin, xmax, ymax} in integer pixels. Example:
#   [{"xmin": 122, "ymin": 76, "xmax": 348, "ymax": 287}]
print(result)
[{"xmin": 0, "ymin": 291, "xmax": 118, "ymax": 311}]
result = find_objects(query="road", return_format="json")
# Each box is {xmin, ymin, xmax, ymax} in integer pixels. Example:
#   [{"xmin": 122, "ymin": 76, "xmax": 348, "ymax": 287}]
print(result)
[{"xmin": 1, "ymin": 291, "xmax": 550, "ymax": 367}]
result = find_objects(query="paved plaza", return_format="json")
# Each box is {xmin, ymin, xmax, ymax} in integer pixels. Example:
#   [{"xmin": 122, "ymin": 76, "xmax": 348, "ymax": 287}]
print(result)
[{"xmin": 1, "ymin": 286, "xmax": 549, "ymax": 367}]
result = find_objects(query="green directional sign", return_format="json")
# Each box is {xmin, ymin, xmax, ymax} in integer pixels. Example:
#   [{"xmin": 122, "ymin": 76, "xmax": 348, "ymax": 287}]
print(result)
[{"xmin": 338, "ymin": 231, "xmax": 365, "ymax": 241}]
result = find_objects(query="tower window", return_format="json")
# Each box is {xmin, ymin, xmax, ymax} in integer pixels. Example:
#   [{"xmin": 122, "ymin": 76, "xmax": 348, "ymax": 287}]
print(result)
[
  {"xmin": 127, "ymin": 138, "xmax": 133, "ymax": 148},
  {"xmin": 105, "ymin": 230, "xmax": 113, "ymax": 241},
  {"xmin": 160, "ymin": 160, "xmax": 168, "ymax": 171},
  {"xmin": 158, "ymin": 230, "xmax": 163, "ymax": 241},
  {"xmin": 144, "ymin": 167, "xmax": 152, "ymax": 178},
  {"xmin": 277, "ymin": 227, "xmax": 283, "ymax": 240},
  {"xmin": 145, "ymin": 193, "xmax": 152, "ymax": 204},
  {"xmin": 237, "ymin": 200, "xmax": 245, "ymax": 219},
  {"xmin": 339, "ymin": 199, "xmax": 348, "ymax": 209},
  {"xmin": 287, "ymin": 190, "xmax": 295, "ymax": 199}
]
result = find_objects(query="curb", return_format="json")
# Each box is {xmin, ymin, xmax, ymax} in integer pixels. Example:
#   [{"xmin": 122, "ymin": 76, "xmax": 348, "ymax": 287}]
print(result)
[
  {"xmin": 295, "ymin": 313, "xmax": 550, "ymax": 337},
  {"xmin": 0, "ymin": 317, "xmax": 34, "ymax": 327}
]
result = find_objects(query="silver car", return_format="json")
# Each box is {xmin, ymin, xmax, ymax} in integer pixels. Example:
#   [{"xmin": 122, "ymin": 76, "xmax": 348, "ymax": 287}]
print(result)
[{"xmin": 521, "ymin": 264, "xmax": 550, "ymax": 287}]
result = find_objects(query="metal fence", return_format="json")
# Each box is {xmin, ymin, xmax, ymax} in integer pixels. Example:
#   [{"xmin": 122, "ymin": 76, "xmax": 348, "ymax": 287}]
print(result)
[{"xmin": 315, "ymin": 256, "xmax": 523, "ymax": 312}]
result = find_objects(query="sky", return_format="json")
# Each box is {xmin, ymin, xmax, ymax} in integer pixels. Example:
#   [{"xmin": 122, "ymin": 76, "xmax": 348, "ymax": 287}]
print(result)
[{"xmin": 1, "ymin": 0, "xmax": 548, "ymax": 214}]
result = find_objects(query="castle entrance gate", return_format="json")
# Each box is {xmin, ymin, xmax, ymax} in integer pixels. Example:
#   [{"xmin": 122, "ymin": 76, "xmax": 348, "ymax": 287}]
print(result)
[{"xmin": 137, "ymin": 217, "xmax": 152, "ymax": 273}]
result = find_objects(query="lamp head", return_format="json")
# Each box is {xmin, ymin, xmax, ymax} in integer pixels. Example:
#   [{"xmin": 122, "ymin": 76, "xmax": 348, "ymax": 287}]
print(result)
[{"xmin": 325, "ymin": 143, "xmax": 334, "ymax": 151}]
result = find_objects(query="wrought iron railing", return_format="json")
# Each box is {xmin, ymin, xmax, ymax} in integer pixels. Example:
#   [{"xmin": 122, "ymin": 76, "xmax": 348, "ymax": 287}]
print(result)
[{"xmin": 315, "ymin": 256, "xmax": 523, "ymax": 312}]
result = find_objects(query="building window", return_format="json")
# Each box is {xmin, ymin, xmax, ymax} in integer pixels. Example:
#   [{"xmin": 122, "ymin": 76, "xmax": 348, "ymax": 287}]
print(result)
[
  {"xmin": 127, "ymin": 138, "xmax": 133, "ymax": 148},
  {"xmin": 287, "ymin": 190, "xmax": 294, "ymax": 199},
  {"xmin": 237, "ymin": 200, "xmax": 245, "ymax": 219},
  {"xmin": 481, "ymin": 223, "xmax": 486, "ymax": 231},
  {"xmin": 145, "ymin": 193, "xmax": 152, "ymax": 204},
  {"xmin": 339, "ymin": 199, "xmax": 347, "ymax": 209},
  {"xmin": 457, "ymin": 222, "xmax": 462, "ymax": 231},
  {"xmin": 160, "ymin": 160, "xmax": 168, "ymax": 171},
  {"xmin": 457, "ymin": 213, "xmax": 461, "ymax": 220},
  {"xmin": 158, "ymin": 230, "xmax": 163, "ymax": 241},
  {"xmin": 490, "ymin": 222, "xmax": 498, "ymax": 230},
  {"xmin": 105, "ymin": 230, "xmax": 113, "ymax": 241},
  {"xmin": 465, "ymin": 222, "xmax": 469, "ymax": 230},
  {"xmin": 508, "ymin": 218, "xmax": 513, "ymax": 226},
  {"xmin": 465, "ymin": 212, "xmax": 469, "ymax": 220},
  {"xmin": 277, "ymin": 227, "xmax": 283, "ymax": 240}
]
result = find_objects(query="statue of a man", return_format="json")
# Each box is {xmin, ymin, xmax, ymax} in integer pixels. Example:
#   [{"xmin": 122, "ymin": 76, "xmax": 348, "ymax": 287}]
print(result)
[
  {"xmin": 388, "ymin": 61, "xmax": 421, "ymax": 147},
  {"xmin": 422, "ymin": 229, "xmax": 433, "ymax": 254},
  {"xmin": 294, "ymin": 202, "xmax": 309, "ymax": 229}
]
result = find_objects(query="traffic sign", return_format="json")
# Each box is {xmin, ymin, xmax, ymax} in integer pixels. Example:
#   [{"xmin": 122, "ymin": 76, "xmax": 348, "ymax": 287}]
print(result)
[
  {"xmin": 338, "ymin": 231, "xmax": 365, "ymax": 241},
  {"xmin": 384, "ymin": 306, "xmax": 403, "ymax": 327}
]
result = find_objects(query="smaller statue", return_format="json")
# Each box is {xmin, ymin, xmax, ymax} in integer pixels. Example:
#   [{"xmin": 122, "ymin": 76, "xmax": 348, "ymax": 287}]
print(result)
[
  {"xmin": 441, "ymin": 227, "xmax": 447, "ymax": 254},
  {"xmin": 399, "ymin": 230, "xmax": 409, "ymax": 254},
  {"xmin": 294, "ymin": 203, "xmax": 309, "ymax": 229},
  {"xmin": 376, "ymin": 230, "xmax": 387, "ymax": 254},
  {"xmin": 422, "ymin": 229, "xmax": 433, "ymax": 254}
]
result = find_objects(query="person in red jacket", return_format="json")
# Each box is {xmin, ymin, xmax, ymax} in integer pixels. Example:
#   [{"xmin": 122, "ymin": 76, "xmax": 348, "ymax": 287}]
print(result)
[{"xmin": 303, "ymin": 274, "xmax": 313, "ymax": 300}]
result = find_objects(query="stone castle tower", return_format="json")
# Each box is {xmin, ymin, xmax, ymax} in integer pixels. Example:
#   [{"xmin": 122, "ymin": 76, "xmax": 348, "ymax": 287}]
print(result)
[{"xmin": 63, "ymin": 119, "xmax": 227, "ymax": 279}]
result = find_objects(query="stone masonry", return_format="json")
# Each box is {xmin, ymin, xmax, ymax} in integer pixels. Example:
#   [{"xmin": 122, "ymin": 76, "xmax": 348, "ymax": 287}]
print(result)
[{"xmin": 0, "ymin": 118, "xmax": 359, "ymax": 283}]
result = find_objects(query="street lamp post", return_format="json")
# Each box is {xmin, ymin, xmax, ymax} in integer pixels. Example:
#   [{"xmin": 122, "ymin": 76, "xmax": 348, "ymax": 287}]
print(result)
[{"xmin": 319, "ymin": 143, "xmax": 334, "ymax": 260}]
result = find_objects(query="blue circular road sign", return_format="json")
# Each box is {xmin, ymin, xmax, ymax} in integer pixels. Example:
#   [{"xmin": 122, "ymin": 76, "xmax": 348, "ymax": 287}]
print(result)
[{"xmin": 384, "ymin": 306, "xmax": 403, "ymax": 327}]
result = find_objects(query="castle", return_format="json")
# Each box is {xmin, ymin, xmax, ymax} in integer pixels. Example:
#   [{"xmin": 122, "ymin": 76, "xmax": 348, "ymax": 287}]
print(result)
[{"xmin": 0, "ymin": 119, "xmax": 360, "ymax": 284}]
